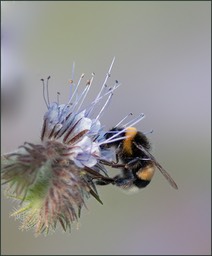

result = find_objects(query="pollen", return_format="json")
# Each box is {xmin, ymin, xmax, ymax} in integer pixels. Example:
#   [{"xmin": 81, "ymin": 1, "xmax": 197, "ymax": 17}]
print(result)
[{"xmin": 123, "ymin": 127, "xmax": 137, "ymax": 155}]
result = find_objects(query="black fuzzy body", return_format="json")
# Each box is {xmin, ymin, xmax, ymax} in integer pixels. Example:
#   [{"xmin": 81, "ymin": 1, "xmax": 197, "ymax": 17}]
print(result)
[{"xmin": 103, "ymin": 127, "xmax": 153, "ymax": 189}]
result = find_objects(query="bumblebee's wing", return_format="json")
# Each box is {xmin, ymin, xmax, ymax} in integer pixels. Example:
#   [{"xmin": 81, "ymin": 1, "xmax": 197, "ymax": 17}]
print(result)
[{"xmin": 134, "ymin": 142, "xmax": 178, "ymax": 189}]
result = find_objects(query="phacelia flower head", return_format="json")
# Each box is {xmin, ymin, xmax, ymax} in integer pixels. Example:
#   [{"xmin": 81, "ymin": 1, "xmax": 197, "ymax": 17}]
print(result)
[{"xmin": 1, "ymin": 58, "xmax": 126, "ymax": 236}]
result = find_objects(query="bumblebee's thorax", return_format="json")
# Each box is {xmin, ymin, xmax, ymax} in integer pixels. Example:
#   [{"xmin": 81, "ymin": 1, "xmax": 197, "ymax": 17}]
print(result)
[{"xmin": 123, "ymin": 127, "xmax": 137, "ymax": 155}]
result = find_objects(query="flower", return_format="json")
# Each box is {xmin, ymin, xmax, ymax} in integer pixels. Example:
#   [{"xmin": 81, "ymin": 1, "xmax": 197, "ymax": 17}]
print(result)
[
  {"xmin": 1, "ymin": 58, "xmax": 123, "ymax": 236},
  {"xmin": 1, "ymin": 58, "xmax": 149, "ymax": 235}
]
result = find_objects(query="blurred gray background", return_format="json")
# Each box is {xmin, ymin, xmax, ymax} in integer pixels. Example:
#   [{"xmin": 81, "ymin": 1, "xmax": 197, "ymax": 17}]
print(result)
[{"xmin": 1, "ymin": 1, "xmax": 211, "ymax": 255}]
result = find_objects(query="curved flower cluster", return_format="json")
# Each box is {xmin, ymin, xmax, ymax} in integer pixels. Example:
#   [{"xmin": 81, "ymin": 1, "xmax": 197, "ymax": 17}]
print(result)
[
  {"xmin": 1, "ymin": 58, "xmax": 147, "ymax": 236},
  {"xmin": 1, "ymin": 58, "xmax": 124, "ymax": 235}
]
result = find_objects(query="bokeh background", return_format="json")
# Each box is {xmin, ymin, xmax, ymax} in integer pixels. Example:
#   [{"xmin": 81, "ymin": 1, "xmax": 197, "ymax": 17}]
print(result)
[{"xmin": 1, "ymin": 1, "xmax": 211, "ymax": 255}]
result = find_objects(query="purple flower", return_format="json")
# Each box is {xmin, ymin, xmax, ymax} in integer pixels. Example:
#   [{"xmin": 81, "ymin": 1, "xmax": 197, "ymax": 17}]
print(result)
[{"xmin": 1, "ymin": 59, "xmax": 122, "ymax": 235}]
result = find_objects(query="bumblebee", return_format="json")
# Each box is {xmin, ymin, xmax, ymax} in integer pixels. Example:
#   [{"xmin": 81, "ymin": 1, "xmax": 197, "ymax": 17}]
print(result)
[{"xmin": 98, "ymin": 127, "xmax": 178, "ymax": 190}]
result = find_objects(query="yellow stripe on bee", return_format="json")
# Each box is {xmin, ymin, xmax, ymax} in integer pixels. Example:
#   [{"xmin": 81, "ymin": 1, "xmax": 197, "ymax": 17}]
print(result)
[
  {"xmin": 123, "ymin": 127, "xmax": 137, "ymax": 155},
  {"xmin": 136, "ymin": 165, "xmax": 155, "ymax": 181}
]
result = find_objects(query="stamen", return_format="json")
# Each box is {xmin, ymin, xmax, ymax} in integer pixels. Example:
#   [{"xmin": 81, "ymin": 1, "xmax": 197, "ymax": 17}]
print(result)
[
  {"xmin": 70, "ymin": 83, "xmax": 90, "ymax": 113},
  {"xmin": 143, "ymin": 129, "xmax": 154, "ymax": 135},
  {"xmin": 76, "ymin": 73, "xmax": 95, "ymax": 112},
  {"xmin": 41, "ymin": 76, "xmax": 51, "ymax": 108},
  {"xmin": 57, "ymin": 92, "xmax": 60, "ymax": 104},
  {"xmin": 114, "ymin": 113, "xmax": 133, "ymax": 127},
  {"xmin": 41, "ymin": 79, "xmax": 48, "ymax": 108},
  {"xmin": 123, "ymin": 113, "xmax": 145, "ymax": 128},
  {"xmin": 99, "ymin": 135, "xmax": 127, "ymax": 146},
  {"xmin": 68, "ymin": 73, "xmax": 85, "ymax": 105},
  {"xmin": 71, "ymin": 61, "xmax": 75, "ymax": 82},
  {"xmin": 95, "ymin": 92, "xmax": 113, "ymax": 121},
  {"xmin": 68, "ymin": 62, "xmax": 75, "ymax": 101},
  {"xmin": 46, "ymin": 76, "xmax": 51, "ymax": 106},
  {"xmin": 94, "ymin": 57, "xmax": 115, "ymax": 101},
  {"xmin": 85, "ymin": 81, "xmax": 121, "ymax": 117},
  {"xmin": 101, "ymin": 127, "xmax": 126, "ymax": 145}
]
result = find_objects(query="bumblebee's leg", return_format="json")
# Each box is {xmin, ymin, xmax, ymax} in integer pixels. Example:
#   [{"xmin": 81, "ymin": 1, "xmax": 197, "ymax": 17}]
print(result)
[
  {"xmin": 99, "ymin": 153, "xmax": 124, "ymax": 167},
  {"xmin": 96, "ymin": 169, "xmax": 135, "ymax": 187},
  {"xmin": 95, "ymin": 179, "xmax": 113, "ymax": 186},
  {"xmin": 95, "ymin": 176, "xmax": 115, "ymax": 186},
  {"xmin": 115, "ymin": 152, "xmax": 119, "ymax": 164},
  {"xmin": 99, "ymin": 159, "xmax": 125, "ymax": 168},
  {"xmin": 124, "ymin": 157, "xmax": 150, "ymax": 168}
]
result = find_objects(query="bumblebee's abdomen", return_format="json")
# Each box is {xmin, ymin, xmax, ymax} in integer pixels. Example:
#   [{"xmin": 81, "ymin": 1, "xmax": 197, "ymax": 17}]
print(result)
[
  {"xmin": 133, "ymin": 164, "xmax": 155, "ymax": 188},
  {"xmin": 133, "ymin": 179, "xmax": 151, "ymax": 188}
]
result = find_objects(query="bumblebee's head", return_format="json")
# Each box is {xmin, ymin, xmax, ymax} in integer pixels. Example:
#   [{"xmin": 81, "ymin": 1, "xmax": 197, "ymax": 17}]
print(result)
[
  {"xmin": 103, "ymin": 126, "xmax": 151, "ymax": 153},
  {"xmin": 103, "ymin": 127, "xmax": 125, "ymax": 148},
  {"xmin": 105, "ymin": 127, "xmax": 137, "ymax": 139}
]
